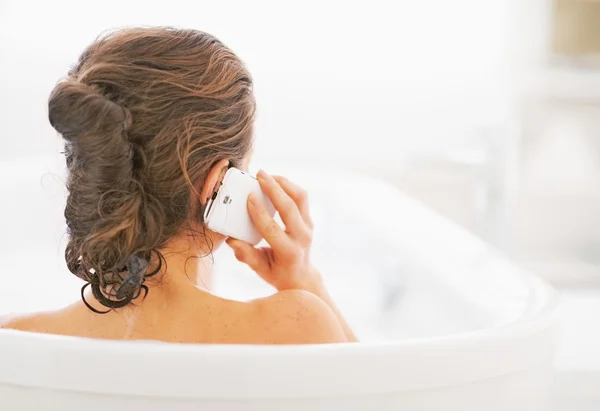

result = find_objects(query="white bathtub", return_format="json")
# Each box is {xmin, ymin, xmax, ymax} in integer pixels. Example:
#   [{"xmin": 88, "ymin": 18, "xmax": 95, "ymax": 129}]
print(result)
[{"xmin": 0, "ymin": 158, "xmax": 557, "ymax": 410}]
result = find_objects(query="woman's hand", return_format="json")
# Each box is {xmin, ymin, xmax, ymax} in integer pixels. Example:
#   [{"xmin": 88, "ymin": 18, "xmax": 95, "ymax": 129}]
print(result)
[
  {"xmin": 226, "ymin": 170, "xmax": 322, "ymax": 292},
  {"xmin": 227, "ymin": 170, "xmax": 358, "ymax": 342}
]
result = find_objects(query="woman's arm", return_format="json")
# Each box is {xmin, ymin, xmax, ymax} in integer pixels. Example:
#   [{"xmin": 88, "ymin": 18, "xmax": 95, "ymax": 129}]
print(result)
[{"xmin": 226, "ymin": 171, "xmax": 357, "ymax": 342}]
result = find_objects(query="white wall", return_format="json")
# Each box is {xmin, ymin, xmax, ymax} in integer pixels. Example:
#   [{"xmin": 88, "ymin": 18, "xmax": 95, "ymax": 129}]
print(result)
[{"xmin": 0, "ymin": 0, "xmax": 511, "ymax": 172}]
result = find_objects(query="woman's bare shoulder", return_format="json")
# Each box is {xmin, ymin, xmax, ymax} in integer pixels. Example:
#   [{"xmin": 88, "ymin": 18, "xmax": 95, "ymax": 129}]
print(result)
[
  {"xmin": 246, "ymin": 290, "xmax": 347, "ymax": 344},
  {"xmin": 0, "ymin": 310, "xmax": 63, "ymax": 333},
  {"xmin": 0, "ymin": 312, "xmax": 35, "ymax": 330}
]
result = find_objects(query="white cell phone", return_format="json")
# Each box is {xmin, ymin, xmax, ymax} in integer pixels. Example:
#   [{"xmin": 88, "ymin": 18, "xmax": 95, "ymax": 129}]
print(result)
[{"xmin": 203, "ymin": 167, "xmax": 276, "ymax": 245}]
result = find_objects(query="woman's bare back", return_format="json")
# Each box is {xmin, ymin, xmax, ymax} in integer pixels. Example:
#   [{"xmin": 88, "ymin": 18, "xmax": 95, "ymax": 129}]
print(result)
[{"xmin": 1, "ymin": 287, "xmax": 346, "ymax": 344}]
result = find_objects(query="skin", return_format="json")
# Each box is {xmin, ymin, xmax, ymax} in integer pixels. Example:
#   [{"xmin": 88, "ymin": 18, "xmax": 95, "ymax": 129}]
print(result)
[{"xmin": 0, "ymin": 159, "xmax": 356, "ymax": 344}]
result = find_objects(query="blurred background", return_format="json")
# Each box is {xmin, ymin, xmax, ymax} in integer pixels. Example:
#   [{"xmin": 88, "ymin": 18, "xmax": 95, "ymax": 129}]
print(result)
[{"xmin": 0, "ymin": 0, "xmax": 599, "ymax": 408}]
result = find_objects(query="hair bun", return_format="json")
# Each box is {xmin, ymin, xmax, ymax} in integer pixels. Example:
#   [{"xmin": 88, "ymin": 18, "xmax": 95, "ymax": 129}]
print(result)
[{"xmin": 48, "ymin": 81, "xmax": 129, "ymax": 142}]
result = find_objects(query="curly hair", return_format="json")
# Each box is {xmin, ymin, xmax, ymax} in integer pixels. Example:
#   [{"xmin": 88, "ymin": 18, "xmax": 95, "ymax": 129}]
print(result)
[{"xmin": 48, "ymin": 27, "xmax": 255, "ymax": 312}]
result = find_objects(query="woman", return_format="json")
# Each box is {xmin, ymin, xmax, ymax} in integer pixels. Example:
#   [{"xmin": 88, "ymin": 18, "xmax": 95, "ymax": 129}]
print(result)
[{"xmin": 1, "ymin": 27, "xmax": 356, "ymax": 344}]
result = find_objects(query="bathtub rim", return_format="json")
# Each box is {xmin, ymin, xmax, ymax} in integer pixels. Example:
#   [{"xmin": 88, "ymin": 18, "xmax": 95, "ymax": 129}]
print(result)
[{"xmin": 0, "ymin": 275, "xmax": 557, "ymax": 400}]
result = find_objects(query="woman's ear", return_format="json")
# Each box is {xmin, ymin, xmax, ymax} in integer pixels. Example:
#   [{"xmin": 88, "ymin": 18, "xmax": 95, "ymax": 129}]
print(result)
[{"xmin": 199, "ymin": 159, "xmax": 231, "ymax": 206}]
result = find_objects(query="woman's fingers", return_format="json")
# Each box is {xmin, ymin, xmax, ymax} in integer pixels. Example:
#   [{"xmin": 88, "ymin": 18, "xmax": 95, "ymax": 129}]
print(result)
[
  {"xmin": 272, "ymin": 175, "xmax": 314, "ymax": 229},
  {"xmin": 247, "ymin": 191, "xmax": 296, "ymax": 256},
  {"xmin": 257, "ymin": 170, "xmax": 311, "ymax": 242},
  {"xmin": 226, "ymin": 238, "xmax": 268, "ymax": 273}
]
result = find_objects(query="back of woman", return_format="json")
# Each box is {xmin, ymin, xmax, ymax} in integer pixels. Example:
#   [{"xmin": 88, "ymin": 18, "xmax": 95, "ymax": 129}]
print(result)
[{"xmin": 1, "ymin": 27, "xmax": 355, "ymax": 344}]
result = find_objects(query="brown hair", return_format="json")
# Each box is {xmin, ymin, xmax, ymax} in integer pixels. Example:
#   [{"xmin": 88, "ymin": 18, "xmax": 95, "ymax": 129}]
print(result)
[{"xmin": 48, "ymin": 27, "xmax": 255, "ymax": 312}]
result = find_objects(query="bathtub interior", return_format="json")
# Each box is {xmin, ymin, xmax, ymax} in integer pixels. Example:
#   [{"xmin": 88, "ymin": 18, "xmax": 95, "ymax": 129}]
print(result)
[{"xmin": 0, "ymin": 158, "xmax": 549, "ymax": 342}]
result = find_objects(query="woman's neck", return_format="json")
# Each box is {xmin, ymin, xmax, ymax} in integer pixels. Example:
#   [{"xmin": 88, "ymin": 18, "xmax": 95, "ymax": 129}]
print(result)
[
  {"xmin": 81, "ymin": 235, "xmax": 215, "ymax": 313},
  {"xmin": 156, "ymin": 236, "xmax": 214, "ymax": 290}
]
